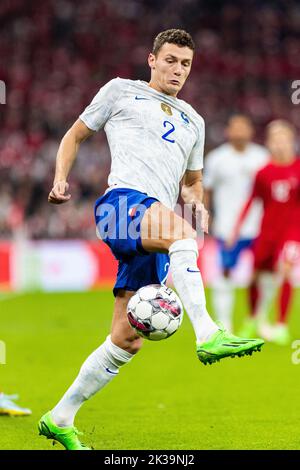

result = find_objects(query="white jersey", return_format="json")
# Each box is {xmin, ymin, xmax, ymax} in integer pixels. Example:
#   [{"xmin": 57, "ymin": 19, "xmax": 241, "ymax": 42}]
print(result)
[
  {"xmin": 204, "ymin": 142, "xmax": 269, "ymax": 239},
  {"xmin": 79, "ymin": 78, "xmax": 204, "ymax": 209}
]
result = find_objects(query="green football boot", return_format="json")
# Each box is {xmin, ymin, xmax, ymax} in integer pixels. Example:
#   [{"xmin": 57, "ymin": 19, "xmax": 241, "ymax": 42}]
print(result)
[
  {"xmin": 197, "ymin": 325, "xmax": 264, "ymax": 365},
  {"xmin": 38, "ymin": 411, "xmax": 91, "ymax": 450}
]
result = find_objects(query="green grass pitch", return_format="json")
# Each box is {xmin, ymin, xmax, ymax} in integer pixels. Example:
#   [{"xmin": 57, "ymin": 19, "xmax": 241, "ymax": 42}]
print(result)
[{"xmin": 1, "ymin": 288, "xmax": 300, "ymax": 450}]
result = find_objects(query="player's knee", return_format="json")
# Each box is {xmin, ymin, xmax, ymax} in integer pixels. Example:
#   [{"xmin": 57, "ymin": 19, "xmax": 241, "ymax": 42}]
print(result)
[
  {"xmin": 185, "ymin": 228, "xmax": 197, "ymax": 240},
  {"xmin": 175, "ymin": 221, "xmax": 196, "ymax": 241},
  {"xmin": 158, "ymin": 223, "xmax": 196, "ymax": 251},
  {"xmin": 165, "ymin": 229, "xmax": 197, "ymax": 251}
]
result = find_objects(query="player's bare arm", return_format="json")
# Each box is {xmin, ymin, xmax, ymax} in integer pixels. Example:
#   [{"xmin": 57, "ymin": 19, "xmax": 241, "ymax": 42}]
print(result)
[
  {"xmin": 181, "ymin": 169, "xmax": 209, "ymax": 233},
  {"xmin": 203, "ymin": 187, "xmax": 212, "ymax": 212},
  {"xmin": 203, "ymin": 188, "xmax": 213, "ymax": 232},
  {"xmin": 48, "ymin": 119, "xmax": 95, "ymax": 204}
]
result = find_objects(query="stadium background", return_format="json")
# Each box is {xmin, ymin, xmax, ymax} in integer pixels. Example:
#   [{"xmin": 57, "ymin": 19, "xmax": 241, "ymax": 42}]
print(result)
[
  {"xmin": 1, "ymin": 0, "xmax": 300, "ymax": 290},
  {"xmin": 1, "ymin": 0, "xmax": 300, "ymax": 450}
]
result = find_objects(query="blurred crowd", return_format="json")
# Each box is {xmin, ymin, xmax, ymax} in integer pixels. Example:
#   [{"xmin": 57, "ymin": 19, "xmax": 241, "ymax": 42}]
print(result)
[{"xmin": 1, "ymin": 0, "xmax": 300, "ymax": 239}]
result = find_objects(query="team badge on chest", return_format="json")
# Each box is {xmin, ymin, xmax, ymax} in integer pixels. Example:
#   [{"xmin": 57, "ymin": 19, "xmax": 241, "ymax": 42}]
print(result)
[{"xmin": 161, "ymin": 103, "xmax": 172, "ymax": 116}]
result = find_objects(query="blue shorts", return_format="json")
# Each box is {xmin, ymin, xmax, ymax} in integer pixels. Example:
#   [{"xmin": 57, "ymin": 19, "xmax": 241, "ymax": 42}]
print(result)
[
  {"xmin": 217, "ymin": 238, "xmax": 254, "ymax": 270},
  {"xmin": 94, "ymin": 188, "xmax": 170, "ymax": 296}
]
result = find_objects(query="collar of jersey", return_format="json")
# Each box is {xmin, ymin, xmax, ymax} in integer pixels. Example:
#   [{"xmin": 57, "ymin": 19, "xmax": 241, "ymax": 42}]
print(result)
[{"xmin": 138, "ymin": 80, "xmax": 178, "ymax": 103}]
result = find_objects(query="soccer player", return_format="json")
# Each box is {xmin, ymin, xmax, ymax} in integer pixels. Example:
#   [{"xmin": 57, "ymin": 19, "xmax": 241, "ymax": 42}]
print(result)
[
  {"xmin": 39, "ymin": 29, "xmax": 264, "ymax": 450},
  {"xmin": 229, "ymin": 120, "xmax": 300, "ymax": 343},
  {"xmin": 0, "ymin": 392, "xmax": 31, "ymax": 416},
  {"xmin": 204, "ymin": 115, "xmax": 268, "ymax": 331}
]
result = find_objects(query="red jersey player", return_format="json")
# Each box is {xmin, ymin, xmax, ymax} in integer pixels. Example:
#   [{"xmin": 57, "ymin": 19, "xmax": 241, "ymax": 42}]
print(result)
[{"xmin": 229, "ymin": 120, "xmax": 300, "ymax": 345}]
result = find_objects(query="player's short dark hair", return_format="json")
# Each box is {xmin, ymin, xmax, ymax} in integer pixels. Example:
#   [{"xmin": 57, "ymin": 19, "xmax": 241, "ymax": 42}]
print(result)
[{"xmin": 152, "ymin": 29, "xmax": 195, "ymax": 56}]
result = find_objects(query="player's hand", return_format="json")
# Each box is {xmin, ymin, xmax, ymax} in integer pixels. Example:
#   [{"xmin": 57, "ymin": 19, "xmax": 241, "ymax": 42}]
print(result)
[
  {"xmin": 48, "ymin": 181, "xmax": 71, "ymax": 204},
  {"xmin": 192, "ymin": 202, "xmax": 209, "ymax": 234}
]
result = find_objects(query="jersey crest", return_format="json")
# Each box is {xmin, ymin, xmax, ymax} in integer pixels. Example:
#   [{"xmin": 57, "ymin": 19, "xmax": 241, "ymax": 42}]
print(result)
[{"xmin": 161, "ymin": 103, "xmax": 172, "ymax": 116}]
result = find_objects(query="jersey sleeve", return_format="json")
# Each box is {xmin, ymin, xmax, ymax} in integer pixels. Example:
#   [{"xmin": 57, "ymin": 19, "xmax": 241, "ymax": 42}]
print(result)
[
  {"xmin": 186, "ymin": 117, "xmax": 205, "ymax": 171},
  {"xmin": 79, "ymin": 78, "xmax": 123, "ymax": 131}
]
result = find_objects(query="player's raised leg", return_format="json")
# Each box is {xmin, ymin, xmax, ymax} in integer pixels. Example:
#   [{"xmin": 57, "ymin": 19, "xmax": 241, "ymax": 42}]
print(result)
[
  {"xmin": 141, "ymin": 202, "xmax": 264, "ymax": 365},
  {"xmin": 39, "ymin": 290, "xmax": 141, "ymax": 450}
]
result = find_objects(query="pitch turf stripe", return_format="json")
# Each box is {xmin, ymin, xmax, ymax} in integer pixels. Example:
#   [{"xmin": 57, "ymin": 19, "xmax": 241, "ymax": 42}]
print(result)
[{"xmin": 0, "ymin": 293, "xmax": 25, "ymax": 302}]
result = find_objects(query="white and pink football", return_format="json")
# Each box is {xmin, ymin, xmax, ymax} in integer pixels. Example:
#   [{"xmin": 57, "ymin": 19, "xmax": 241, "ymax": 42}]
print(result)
[{"xmin": 127, "ymin": 284, "xmax": 184, "ymax": 341}]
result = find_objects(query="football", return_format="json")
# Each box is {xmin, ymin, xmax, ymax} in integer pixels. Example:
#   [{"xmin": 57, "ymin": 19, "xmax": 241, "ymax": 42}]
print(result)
[{"xmin": 127, "ymin": 284, "xmax": 184, "ymax": 341}]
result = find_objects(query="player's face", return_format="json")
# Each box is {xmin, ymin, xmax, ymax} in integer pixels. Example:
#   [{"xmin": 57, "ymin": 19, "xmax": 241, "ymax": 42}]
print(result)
[
  {"xmin": 226, "ymin": 117, "xmax": 253, "ymax": 148},
  {"xmin": 266, "ymin": 127, "xmax": 295, "ymax": 162},
  {"xmin": 148, "ymin": 43, "xmax": 193, "ymax": 97}
]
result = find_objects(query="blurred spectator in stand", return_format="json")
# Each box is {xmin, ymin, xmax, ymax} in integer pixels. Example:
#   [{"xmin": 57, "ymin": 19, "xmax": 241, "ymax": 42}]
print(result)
[{"xmin": 0, "ymin": 0, "xmax": 299, "ymax": 240}]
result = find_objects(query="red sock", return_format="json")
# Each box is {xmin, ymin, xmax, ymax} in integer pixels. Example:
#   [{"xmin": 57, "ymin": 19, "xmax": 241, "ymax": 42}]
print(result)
[
  {"xmin": 248, "ymin": 280, "xmax": 259, "ymax": 317},
  {"xmin": 279, "ymin": 280, "xmax": 292, "ymax": 323}
]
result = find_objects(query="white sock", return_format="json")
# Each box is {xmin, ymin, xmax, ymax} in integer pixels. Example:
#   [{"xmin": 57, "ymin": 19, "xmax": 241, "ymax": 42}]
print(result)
[
  {"xmin": 51, "ymin": 335, "xmax": 133, "ymax": 427},
  {"xmin": 169, "ymin": 238, "xmax": 219, "ymax": 344},
  {"xmin": 212, "ymin": 276, "xmax": 234, "ymax": 332},
  {"xmin": 256, "ymin": 272, "xmax": 277, "ymax": 323}
]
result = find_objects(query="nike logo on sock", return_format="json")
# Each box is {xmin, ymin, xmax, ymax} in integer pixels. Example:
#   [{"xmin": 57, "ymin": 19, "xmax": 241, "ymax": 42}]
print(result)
[
  {"xmin": 105, "ymin": 367, "xmax": 118, "ymax": 375},
  {"xmin": 135, "ymin": 96, "xmax": 149, "ymax": 100},
  {"xmin": 187, "ymin": 267, "xmax": 200, "ymax": 273}
]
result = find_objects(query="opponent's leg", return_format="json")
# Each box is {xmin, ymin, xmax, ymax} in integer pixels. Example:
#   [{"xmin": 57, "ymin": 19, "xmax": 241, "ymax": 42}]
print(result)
[
  {"xmin": 212, "ymin": 269, "xmax": 234, "ymax": 332},
  {"xmin": 278, "ymin": 279, "xmax": 292, "ymax": 324},
  {"xmin": 256, "ymin": 272, "xmax": 278, "ymax": 338},
  {"xmin": 213, "ymin": 240, "xmax": 255, "ymax": 333},
  {"xmin": 249, "ymin": 277, "xmax": 259, "ymax": 317},
  {"xmin": 239, "ymin": 238, "xmax": 278, "ymax": 338},
  {"xmin": 238, "ymin": 270, "xmax": 277, "ymax": 338},
  {"xmin": 270, "ymin": 279, "xmax": 292, "ymax": 345},
  {"xmin": 39, "ymin": 290, "xmax": 141, "ymax": 450},
  {"xmin": 271, "ymin": 259, "xmax": 294, "ymax": 345},
  {"xmin": 141, "ymin": 203, "xmax": 264, "ymax": 365}
]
